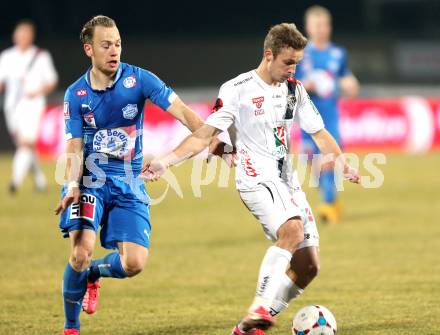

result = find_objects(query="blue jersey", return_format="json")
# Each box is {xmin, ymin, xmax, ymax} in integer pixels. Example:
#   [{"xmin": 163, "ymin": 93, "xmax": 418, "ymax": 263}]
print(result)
[
  {"xmin": 64, "ymin": 62, "xmax": 175, "ymax": 178},
  {"xmin": 295, "ymin": 43, "xmax": 351, "ymax": 135}
]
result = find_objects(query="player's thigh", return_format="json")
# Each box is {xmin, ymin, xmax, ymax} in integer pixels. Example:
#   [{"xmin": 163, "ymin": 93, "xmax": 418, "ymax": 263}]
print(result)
[
  {"xmin": 59, "ymin": 186, "xmax": 105, "ymax": 242},
  {"xmin": 104, "ymin": 198, "xmax": 151, "ymax": 250},
  {"xmin": 239, "ymin": 181, "xmax": 302, "ymax": 242}
]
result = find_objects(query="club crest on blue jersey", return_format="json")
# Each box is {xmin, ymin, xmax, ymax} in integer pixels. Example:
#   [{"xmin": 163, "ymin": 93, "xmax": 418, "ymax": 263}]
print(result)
[
  {"xmin": 122, "ymin": 104, "xmax": 138, "ymax": 120},
  {"xmin": 123, "ymin": 75, "xmax": 137, "ymax": 88}
]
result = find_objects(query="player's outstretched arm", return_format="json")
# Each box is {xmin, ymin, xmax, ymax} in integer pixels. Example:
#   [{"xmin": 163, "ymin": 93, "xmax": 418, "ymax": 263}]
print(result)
[
  {"xmin": 54, "ymin": 138, "xmax": 84, "ymax": 215},
  {"xmin": 311, "ymin": 128, "xmax": 360, "ymax": 183},
  {"xmin": 142, "ymin": 124, "xmax": 221, "ymax": 181},
  {"xmin": 166, "ymin": 96, "xmax": 231, "ymax": 162}
]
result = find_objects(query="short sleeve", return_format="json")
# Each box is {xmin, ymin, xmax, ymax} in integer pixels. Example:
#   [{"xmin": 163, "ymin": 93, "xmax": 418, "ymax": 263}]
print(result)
[
  {"xmin": 64, "ymin": 89, "xmax": 83, "ymax": 139},
  {"xmin": 294, "ymin": 82, "xmax": 325, "ymax": 134},
  {"xmin": 205, "ymin": 82, "xmax": 238, "ymax": 132},
  {"xmin": 140, "ymin": 69, "xmax": 177, "ymax": 110},
  {"xmin": 38, "ymin": 51, "xmax": 58, "ymax": 84}
]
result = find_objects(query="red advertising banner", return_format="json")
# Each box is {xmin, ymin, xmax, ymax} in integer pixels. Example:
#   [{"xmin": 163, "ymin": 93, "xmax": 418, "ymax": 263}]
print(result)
[{"xmin": 37, "ymin": 97, "xmax": 440, "ymax": 158}]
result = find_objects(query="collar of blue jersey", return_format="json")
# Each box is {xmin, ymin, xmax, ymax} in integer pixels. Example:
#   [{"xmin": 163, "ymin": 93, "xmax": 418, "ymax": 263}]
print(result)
[{"xmin": 84, "ymin": 63, "xmax": 124, "ymax": 91}]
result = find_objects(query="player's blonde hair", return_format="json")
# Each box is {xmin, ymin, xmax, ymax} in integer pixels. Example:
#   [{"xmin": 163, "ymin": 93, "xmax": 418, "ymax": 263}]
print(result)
[
  {"xmin": 80, "ymin": 15, "xmax": 117, "ymax": 44},
  {"xmin": 263, "ymin": 23, "xmax": 308, "ymax": 58},
  {"xmin": 304, "ymin": 5, "xmax": 332, "ymax": 23}
]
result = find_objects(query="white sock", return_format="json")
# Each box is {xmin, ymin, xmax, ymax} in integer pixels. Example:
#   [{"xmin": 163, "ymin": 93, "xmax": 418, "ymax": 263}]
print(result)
[
  {"xmin": 251, "ymin": 246, "xmax": 292, "ymax": 311},
  {"xmin": 11, "ymin": 147, "xmax": 33, "ymax": 187},
  {"xmin": 269, "ymin": 274, "xmax": 304, "ymax": 316},
  {"xmin": 30, "ymin": 153, "xmax": 46, "ymax": 189}
]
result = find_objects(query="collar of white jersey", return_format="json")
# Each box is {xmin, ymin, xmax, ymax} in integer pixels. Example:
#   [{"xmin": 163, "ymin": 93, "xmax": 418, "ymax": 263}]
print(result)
[
  {"xmin": 84, "ymin": 63, "xmax": 124, "ymax": 91},
  {"xmin": 252, "ymin": 70, "xmax": 283, "ymax": 91}
]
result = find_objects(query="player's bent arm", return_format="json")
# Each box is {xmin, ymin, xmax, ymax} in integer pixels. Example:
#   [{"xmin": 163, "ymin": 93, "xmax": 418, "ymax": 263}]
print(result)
[
  {"xmin": 339, "ymin": 74, "xmax": 359, "ymax": 99},
  {"xmin": 311, "ymin": 128, "xmax": 342, "ymax": 158},
  {"xmin": 166, "ymin": 96, "xmax": 229, "ymax": 159},
  {"xmin": 65, "ymin": 138, "xmax": 84, "ymax": 183},
  {"xmin": 54, "ymin": 138, "xmax": 84, "ymax": 214},
  {"xmin": 165, "ymin": 124, "xmax": 221, "ymax": 166},
  {"xmin": 144, "ymin": 124, "xmax": 221, "ymax": 181},
  {"xmin": 167, "ymin": 96, "xmax": 204, "ymax": 132},
  {"xmin": 311, "ymin": 128, "xmax": 360, "ymax": 183}
]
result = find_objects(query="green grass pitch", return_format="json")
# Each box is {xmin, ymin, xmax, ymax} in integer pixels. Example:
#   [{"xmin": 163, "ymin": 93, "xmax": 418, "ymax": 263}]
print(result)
[{"xmin": 0, "ymin": 152, "xmax": 439, "ymax": 334}]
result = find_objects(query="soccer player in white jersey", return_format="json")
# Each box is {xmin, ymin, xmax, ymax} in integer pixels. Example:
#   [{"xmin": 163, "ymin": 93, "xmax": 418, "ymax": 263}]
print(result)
[
  {"xmin": 0, "ymin": 20, "xmax": 58, "ymax": 193},
  {"xmin": 144, "ymin": 23, "xmax": 360, "ymax": 335}
]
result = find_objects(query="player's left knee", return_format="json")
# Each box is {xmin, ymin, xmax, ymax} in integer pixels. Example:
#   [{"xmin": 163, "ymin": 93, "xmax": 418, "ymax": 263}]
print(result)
[
  {"xmin": 307, "ymin": 262, "xmax": 320, "ymax": 280},
  {"xmin": 123, "ymin": 257, "xmax": 146, "ymax": 277}
]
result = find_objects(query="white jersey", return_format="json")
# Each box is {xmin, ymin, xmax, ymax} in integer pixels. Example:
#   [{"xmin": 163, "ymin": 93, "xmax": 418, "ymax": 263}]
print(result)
[
  {"xmin": 206, "ymin": 70, "xmax": 324, "ymax": 191},
  {"xmin": 0, "ymin": 45, "xmax": 58, "ymax": 113}
]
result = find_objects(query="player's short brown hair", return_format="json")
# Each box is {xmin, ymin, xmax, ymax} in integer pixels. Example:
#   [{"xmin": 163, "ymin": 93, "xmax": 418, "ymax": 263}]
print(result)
[
  {"xmin": 80, "ymin": 15, "xmax": 116, "ymax": 44},
  {"xmin": 263, "ymin": 23, "xmax": 308, "ymax": 58},
  {"xmin": 304, "ymin": 5, "xmax": 332, "ymax": 23}
]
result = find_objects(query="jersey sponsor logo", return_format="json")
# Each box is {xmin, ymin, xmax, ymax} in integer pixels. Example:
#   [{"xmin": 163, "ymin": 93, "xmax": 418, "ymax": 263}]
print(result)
[
  {"xmin": 63, "ymin": 102, "xmax": 70, "ymax": 119},
  {"xmin": 272, "ymin": 126, "xmax": 288, "ymax": 158},
  {"xmin": 233, "ymin": 76, "xmax": 252, "ymax": 86},
  {"xmin": 123, "ymin": 75, "xmax": 137, "ymax": 88},
  {"xmin": 69, "ymin": 194, "xmax": 96, "ymax": 222},
  {"xmin": 76, "ymin": 88, "xmax": 87, "ymax": 97},
  {"xmin": 212, "ymin": 98, "xmax": 223, "ymax": 112},
  {"xmin": 239, "ymin": 149, "xmax": 259, "ymax": 177},
  {"xmin": 122, "ymin": 104, "xmax": 138, "ymax": 120},
  {"xmin": 93, "ymin": 127, "xmax": 135, "ymax": 159},
  {"xmin": 252, "ymin": 96, "xmax": 264, "ymax": 109},
  {"xmin": 83, "ymin": 113, "xmax": 97, "ymax": 128}
]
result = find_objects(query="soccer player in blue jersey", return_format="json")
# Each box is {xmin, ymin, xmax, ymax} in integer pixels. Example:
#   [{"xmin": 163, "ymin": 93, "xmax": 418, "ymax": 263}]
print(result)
[
  {"xmin": 295, "ymin": 5, "xmax": 359, "ymax": 224},
  {"xmin": 54, "ymin": 16, "xmax": 211, "ymax": 335}
]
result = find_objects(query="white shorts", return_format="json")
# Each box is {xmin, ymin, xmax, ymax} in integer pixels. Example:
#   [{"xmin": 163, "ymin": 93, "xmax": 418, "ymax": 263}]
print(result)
[
  {"xmin": 6, "ymin": 99, "xmax": 45, "ymax": 143},
  {"xmin": 239, "ymin": 180, "xmax": 319, "ymax": 249}
]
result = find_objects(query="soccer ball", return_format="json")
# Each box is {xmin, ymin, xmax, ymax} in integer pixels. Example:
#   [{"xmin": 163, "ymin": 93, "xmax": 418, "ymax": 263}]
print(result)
[{"xmin": 291, "ymin": 305, "xmax": 337, "ymax": 335}]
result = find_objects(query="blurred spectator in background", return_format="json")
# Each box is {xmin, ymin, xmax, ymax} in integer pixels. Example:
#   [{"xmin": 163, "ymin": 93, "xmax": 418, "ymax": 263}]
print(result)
[
  {"xmin": 295, "ymin": 5, "xmax": 359, "ymax": 224},
  {"xmin": 0, "ymin": 19, "xmax": 58, "ymax": 194}
]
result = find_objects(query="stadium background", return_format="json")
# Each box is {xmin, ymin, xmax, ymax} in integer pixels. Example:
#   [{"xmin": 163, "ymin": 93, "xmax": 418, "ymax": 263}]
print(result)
[{"xmin": 1, "ymin": 1, "xmax": 439, "ymax": 334}]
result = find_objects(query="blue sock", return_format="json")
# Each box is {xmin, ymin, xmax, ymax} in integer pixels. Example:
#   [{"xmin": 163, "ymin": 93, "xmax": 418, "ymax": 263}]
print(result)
[
  {"xmin": 63, "ymin": 263, "xmax": 88, "ymax": 330},
  {"xmin": 320, "ymin": 170, "xmax": 337, "ymax": 204},
  {"xmin": 88, "ymin": 252, "xmax": 127, "ymax": 282}
]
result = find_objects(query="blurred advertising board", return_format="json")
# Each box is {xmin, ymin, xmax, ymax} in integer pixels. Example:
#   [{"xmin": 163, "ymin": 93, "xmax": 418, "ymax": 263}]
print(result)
[{"xmin": 37, "ymin": 97, "xmax": 440, "ymax": 158}]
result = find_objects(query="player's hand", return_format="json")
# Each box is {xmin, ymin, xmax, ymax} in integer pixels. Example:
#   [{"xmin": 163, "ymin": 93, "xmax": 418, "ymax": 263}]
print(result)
[
  {"xmin": 140, "ymin": 159, "xmax": 168, "ymax": 182},
  {"xmin": 54, "ymin": 187, "xmax": 80, "ymax": 215},
  {"xmin": 343, "ymin": 164, "xmax": 360, "ymax": 184}
]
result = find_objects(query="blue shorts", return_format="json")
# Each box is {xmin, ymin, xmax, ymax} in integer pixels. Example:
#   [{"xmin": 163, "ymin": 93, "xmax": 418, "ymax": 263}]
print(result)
[{"xmin": 59, "ymin": 176, "xmax": 151, "ymax": 249}]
